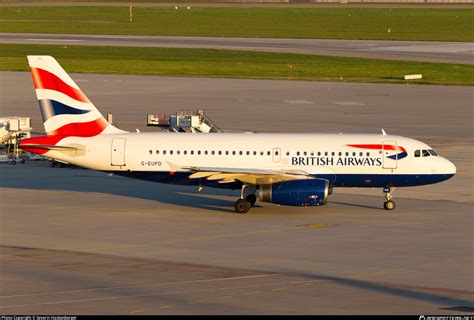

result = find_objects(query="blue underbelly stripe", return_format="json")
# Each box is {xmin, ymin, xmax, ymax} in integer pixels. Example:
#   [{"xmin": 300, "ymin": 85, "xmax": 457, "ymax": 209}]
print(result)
[{"xmin": 110, "ymin": 171, "xmax": 454, "ymax": 189}]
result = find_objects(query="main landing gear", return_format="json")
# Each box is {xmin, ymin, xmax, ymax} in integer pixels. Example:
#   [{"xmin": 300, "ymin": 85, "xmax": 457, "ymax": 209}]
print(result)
[
  {"xmin": 234, "ymin": 184, "xmax": 256, "ymax": 214},
  {"xmin": 383, "ymin": 186, "xmax": 396, "ymax": 210}
]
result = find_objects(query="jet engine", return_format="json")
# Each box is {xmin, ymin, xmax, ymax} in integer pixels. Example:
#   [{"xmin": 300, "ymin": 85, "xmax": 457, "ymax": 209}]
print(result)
[{"xmin": 259, "ymin": 179, "xmax": 329, "ymax": 206}]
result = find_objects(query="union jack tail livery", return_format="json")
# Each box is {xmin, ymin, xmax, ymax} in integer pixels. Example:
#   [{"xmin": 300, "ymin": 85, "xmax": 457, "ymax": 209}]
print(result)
[{"xmin": 28, "ymin": 55, "xmax": 124, "ymax": 137}]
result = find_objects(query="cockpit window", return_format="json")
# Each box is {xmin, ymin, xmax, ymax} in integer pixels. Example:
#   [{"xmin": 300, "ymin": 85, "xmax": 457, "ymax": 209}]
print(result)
[
  {"xmin": 414, "ymin": 150, "xmax": 420, "ymax": 157},
  {"xmin": 428, "ymin": 149, "xmax": 438, "ymax": 156},
  {"xmin": 422, "ymin": 149, "xmax": 430, "ymax": 157}
]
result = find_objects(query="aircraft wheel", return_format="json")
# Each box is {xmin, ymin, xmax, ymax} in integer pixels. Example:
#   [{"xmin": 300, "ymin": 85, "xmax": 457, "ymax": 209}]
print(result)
[
  {"xmin": 234, "ymin": 199, "xmax": 251, "ymax": 214},
  {"xmin": 20, "ymin": 159, "xmax": 25, "ymax": 164},
  {"xmin": 11, "ymin": 160, "xmax": 16, "ymax": 165},
  {"xmin": 246, "ymin": 194, "xmax": 257, "ymax": 207},
  {"xmin": 384, "ymin": 200, "xmax": 396, "ymax": 210}
]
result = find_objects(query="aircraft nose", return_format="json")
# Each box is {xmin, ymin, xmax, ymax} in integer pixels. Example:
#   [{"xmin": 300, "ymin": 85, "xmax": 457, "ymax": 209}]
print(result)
[{"xmin": 442, "ymin": 157, "xmax": 456, "ymax": 175}]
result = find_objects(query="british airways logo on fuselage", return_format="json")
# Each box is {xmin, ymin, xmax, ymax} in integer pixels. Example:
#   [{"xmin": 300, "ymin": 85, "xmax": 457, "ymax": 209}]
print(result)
[
  {"xmin": 292, "ymin": 156, "xmax": 382, "ymax": 167},
  {"xmin": 290, "ymin": 144, "xmax": 407, "ymax": 167}
]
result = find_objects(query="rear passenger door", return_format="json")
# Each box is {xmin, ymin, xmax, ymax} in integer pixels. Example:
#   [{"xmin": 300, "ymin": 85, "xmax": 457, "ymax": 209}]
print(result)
[{"xmin": 111, "ymin": 138, "xmax": 126, "ymax": 166}]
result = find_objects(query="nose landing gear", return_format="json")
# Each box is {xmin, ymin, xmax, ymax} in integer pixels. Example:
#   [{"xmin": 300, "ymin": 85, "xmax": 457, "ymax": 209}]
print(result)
[
  {"xmin": 383, "ymin": 187, "xmax": 396, "ymax": 210},
  {"xmin": 234, "ymin": 184, "xmax": 256, "ymax": 214}
]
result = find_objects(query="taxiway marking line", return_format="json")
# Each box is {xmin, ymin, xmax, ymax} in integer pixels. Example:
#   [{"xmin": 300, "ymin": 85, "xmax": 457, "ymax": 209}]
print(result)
[
  {"xmin": 0, "ymin": 274, "xmax": 279, "ymax": 299},
  {"xmin": 0, "ymin": 280, "xmax": 329, "ymax": 309},
  {"xmin": 74, "ymin": 226, "xmax": 303, "ymax": 252},
  {"xmin": 243, "ymin": 291, "xmax": 259, "ymax": 296},
  {"xmin": 297, "ymin": 283, "xmax": 313, "ymax": 287},
  {"xmin": 271, "ymin": 287, "xmax": 287, "ymax": 292},
  {"xmin": 129, "ymin": 309, "xmax": 144, "ymax": 314}
]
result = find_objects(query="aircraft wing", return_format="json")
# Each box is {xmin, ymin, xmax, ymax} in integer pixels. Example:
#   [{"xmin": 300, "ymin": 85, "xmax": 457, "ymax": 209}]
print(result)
[{"xmin": 183, "ymin": 166, "xmax": 313, "ymax": 185}]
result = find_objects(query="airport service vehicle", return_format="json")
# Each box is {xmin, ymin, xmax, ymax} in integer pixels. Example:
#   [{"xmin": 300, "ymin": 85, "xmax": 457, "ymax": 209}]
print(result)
[{"xmin": 20, "ymin": 56, "xmax": 456, "ymax": 213}]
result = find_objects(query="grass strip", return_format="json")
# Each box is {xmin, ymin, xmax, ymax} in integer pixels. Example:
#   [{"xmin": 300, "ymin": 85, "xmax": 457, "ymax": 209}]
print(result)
[
  {"xmin": 0, "ymin": 44, "xmax": 472, "ymax": 86},
  {"xmin": 1, "ymin": 7, "xmax": 473, "ymax": 41}
]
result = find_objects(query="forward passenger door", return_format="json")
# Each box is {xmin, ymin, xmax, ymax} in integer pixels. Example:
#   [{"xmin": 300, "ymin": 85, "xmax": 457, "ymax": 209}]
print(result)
[{"xmin": 382, "ymin": 140, "xmax": 398, "ymax": 170}]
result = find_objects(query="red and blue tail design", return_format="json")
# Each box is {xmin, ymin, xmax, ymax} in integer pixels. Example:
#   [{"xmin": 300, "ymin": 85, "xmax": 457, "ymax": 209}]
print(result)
[{"xmin": 21, "ymin": 56, "xmax": 125, "ymax": 154}]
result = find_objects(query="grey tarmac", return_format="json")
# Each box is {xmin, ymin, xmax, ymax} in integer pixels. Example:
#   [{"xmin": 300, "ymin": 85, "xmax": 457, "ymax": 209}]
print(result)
[
  {"xmin": 1, "ymin": 33, "xmax": 473, "ymax": 64},
  {"xmin": 0, "ymin": 72, "xmax": 473, "ymax": 314}
]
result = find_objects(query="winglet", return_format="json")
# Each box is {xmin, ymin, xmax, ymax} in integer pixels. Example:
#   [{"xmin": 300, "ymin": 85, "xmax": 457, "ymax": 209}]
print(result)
[{"xmin": 381, "ymin": 128, "xmax": 387, "ymax": 135}]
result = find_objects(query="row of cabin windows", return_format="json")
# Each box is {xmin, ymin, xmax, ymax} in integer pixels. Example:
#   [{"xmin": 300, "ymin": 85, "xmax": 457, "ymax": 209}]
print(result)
[
  {"xmin": 295, "ymin": 151, "xmax": 370, "ymax": 157},
  {"xmin": 150, "ymin": 150, "xmax": 273, "ymax": 156},
  {"xmin": 148, "ymin": 150, "xmax": 371, "ymax": 157}
]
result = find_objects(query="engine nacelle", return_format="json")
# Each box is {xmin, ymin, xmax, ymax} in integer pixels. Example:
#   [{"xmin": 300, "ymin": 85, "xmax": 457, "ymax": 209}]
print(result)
[{"xmin": 259, "ymin": 179, "xmax": 329, "ymax": 207}]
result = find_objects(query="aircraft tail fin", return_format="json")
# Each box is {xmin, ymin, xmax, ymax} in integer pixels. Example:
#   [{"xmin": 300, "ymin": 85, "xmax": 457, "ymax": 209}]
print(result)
[{"xmin": 27, "ymin": 55, "xmax": 126, "ymax": 137}]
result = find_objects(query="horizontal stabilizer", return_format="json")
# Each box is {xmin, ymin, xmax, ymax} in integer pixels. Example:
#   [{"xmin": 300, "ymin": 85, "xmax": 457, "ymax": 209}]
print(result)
[{"xmin": 21, "ymin": 144, "xmax": 80, "ymax": 151}]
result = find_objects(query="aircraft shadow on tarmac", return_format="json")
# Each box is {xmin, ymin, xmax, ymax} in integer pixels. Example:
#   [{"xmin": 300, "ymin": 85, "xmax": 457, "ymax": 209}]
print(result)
[
  {"xmin": 2, "ymin": 168, "xmax": 236, "ymax": 213},
  {"xmin": 275, "ymin": 268, "xmax": 474, "ymax": 311},
  {"xmin": 1, "ymin": 165, "xmax": 385, "ymax": 214}
]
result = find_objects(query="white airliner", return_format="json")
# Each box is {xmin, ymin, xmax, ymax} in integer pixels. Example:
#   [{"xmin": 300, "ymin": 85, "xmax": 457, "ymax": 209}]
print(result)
[{"xmin": 20, "ymin": 56, "xmax": 456, "ymax": 213}]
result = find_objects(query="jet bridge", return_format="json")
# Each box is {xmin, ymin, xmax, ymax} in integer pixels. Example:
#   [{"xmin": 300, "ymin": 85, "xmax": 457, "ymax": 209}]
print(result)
[{"xmin": 147, "ymin": 110, "xmax": 223, "ymax": 133}]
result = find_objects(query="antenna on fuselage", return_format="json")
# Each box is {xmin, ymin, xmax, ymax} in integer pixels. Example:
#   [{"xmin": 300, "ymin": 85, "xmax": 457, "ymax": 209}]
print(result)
[{"xmin": 381, "ymin": 128, "xmax": 387, "ymax": 135}]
